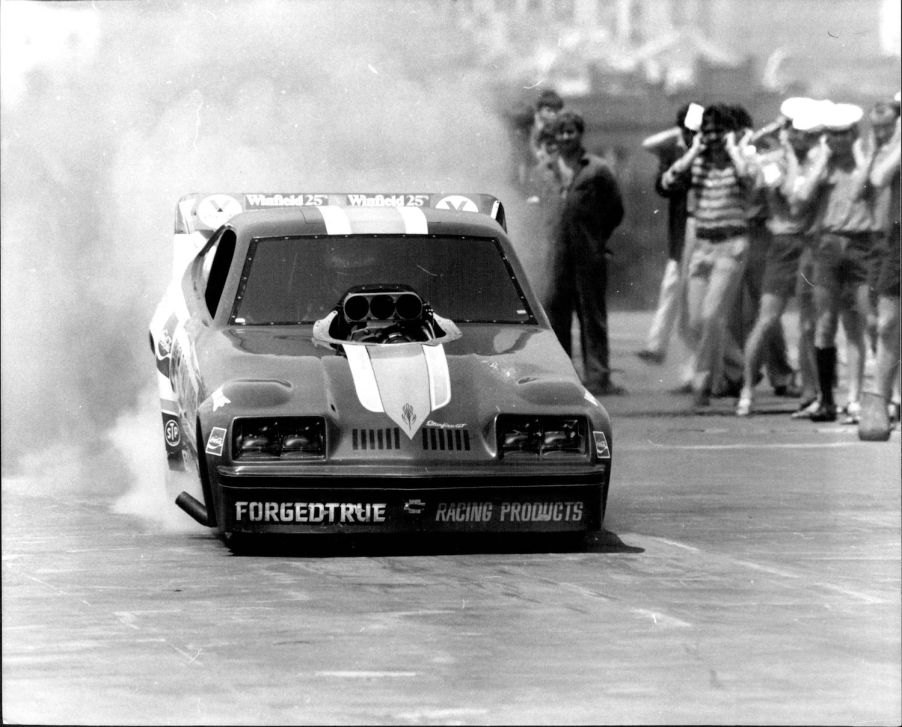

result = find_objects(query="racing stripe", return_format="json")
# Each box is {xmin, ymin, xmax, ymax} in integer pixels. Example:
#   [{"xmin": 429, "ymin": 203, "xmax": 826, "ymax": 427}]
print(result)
[
  {"xmin": 423, "ymin": 343, "xmax": 451, "ymax": 409},
  {"xmin": 397, "ymin": 206, "xmax": 428, "ymax": 235},
  {"xmin": 343, "ymin": 344, "xmax": 384, "ymax": 412},
  {"xmin": 319, "ymin": 205, "xmax": 353, "ymax": 235}
]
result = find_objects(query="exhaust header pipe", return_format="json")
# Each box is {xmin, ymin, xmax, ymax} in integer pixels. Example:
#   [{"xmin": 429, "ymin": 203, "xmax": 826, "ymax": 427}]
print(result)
[{"xmin": 176, "ymin": 491, "xmax": 211, "ymax": 526}]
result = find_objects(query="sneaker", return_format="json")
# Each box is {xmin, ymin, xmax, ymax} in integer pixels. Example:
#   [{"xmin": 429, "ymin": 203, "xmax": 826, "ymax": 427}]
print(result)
[
  {"xmin": 735, "ymin": 397, "xmax": 752, "ymax": 417},
  {"xmin": 636, "ymin": 350, "xmax": 665, "ymax": 365},
  {"xmin": 790, "ymin": 397, "xmax": 819, "ymax": 420},
  {"xmin": 840, "ymin": 400, "xmax": 861, "ymax": 425},
  {"xmin": 809, "ymin": 403, "xmax": 837, "ymax": 422}
]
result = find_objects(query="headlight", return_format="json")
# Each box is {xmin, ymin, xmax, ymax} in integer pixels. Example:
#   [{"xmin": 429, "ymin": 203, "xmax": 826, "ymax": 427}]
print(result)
[
  {"xmin": 496, "ymin": 415, "xmax": 588, "ymax": 459},
  {"xmin": 232, "ymin": 417, "xmax": 325, "ymax": 460}
]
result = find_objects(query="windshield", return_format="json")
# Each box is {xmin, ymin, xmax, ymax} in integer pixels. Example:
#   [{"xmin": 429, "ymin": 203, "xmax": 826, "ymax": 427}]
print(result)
[{"xmin": 231, "ymin": 235, "xmax": 534, "ymax": 325}]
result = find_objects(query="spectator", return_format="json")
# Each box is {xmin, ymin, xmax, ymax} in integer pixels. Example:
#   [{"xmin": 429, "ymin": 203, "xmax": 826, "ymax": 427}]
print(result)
[
  {"xmin": 736, "ymin": 100, "xmax": 823, "ymax": 416},
  {"xmin": 793, "ymin": 102, "xmax": 872, "ymax": 422},
  {"xmin": 860, "ymin": 99, "xmax": 901, "ymax": 437},
  {"xmin": 728, "ymin": 103, "xmax": 798, "ymax": 400},
  {"xmin": 506, "ymin": 101, "xmax": 537, "ymax": 190},
  {"xmin": 635, "ymin": 102, "xmax": 696, "ymax": 366},
  {"xmin": 545, "ymin": 109, "xmax": 626, "ymax": 396},
  {"xmin": 863, "ymin": 102, "xmax": 901, "ymax": 353},
  {"xmin": 529, "ymin": 89, "xmax": 565, "ymax": 165},
  {"xmin": 660, "ymin": 103, "xmax": 756, "ymax": 408},
  {"xmin": 524, "ymin": 128, "xmax": 565, "ymax": 302}
]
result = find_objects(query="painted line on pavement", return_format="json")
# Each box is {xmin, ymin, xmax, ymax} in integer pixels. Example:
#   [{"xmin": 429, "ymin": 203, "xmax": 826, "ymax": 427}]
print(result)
[
  {"xmin": 632, "ymin": 535, "xmax": 890, "ymax": 605},
  {"xmin": 621, "ymin": 441, "xmax": 861, "ymax": 451},
  {"xmin": 315, "ymin": 671, "xmax": 417, "ymax": 678}
]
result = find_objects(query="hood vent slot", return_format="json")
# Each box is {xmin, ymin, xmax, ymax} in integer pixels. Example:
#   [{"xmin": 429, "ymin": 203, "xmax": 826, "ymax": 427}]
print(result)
[
  {"xmin": 352, "ymin": 427, "xmax": 400, "ymax": 450},
  {"xmin": 422, "ymin": 428, "xmax": 470, "ymax": 451}
]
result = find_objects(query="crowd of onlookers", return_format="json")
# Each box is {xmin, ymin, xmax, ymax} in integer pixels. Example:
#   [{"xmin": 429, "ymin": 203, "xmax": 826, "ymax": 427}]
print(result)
[{"xmin": 511, "ymin": 87, "xmax": 901, "ymax": 437}]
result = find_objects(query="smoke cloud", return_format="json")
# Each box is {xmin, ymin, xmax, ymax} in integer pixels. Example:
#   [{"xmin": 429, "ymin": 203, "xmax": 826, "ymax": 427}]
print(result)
[{"xmin": 1, "ymin": 1, "xmax": 533, "ymax": 519}]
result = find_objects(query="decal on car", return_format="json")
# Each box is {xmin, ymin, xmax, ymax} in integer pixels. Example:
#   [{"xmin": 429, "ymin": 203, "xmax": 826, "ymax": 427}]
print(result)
[
  {"xmin": 164, "ymin": 418, "xmax": 181, "ymax": 447},
  {"xmin": 403, "ymin": 499, "xmax": 426, "ymax": 515},
  {"xmin": 593, "ymin": 431, "xmax": 611, "ymax": 459},
  {"xmin": 435, "ymin": 501, "xmax": 585, "ymax": 523},
  {"xmin": 205, "ymin": 426, "xmax": 228, "ymax": 456},
  {"xmin": 435, "ymin": 194, "xmax": 478, "ymax": 212},
  {"xmin": 345, "ymin": 193, "xmax": 429, "ymax": 208},
  {"xmin": 343, "ymin": 342, "xmax": 451, "ymax": 439},
  {"xmin": 233, "ymin": 501, "xmax": 387, "ymax": 524}
]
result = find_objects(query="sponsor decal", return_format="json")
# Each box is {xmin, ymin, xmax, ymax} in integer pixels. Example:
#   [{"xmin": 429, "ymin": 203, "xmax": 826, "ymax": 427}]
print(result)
[
  {"xmin": 164, "ymin": 419, "xmax": 181, "ymax": 447},
  {"xmin": 401, "ymin": 403, "xmax": 417, "ymax": 430},
  {"xmin": 156, "ymin": 329, "xmax": 173, "ymax": 358},
  {"xmin": 234, "ymin": 501, "xmax": 387, "ymax": 524},
  {"xmin": 211, "ymin": 386, "xmax": 231, "ymax": 412},
  {"xmin": 435, "ymin": 194, "xmax": 478, "ymax": 212},
  {"xmin": 343, "ymin": 342, "xmax": 450, "ymax": 439},
  {"xmin": 345, "ymin": 193, "xmax": 428, "ymax": 207},
  {"xmin": 403, "ymin": 499, "xmax": 426, "ymax": 515},
  {"xmin": 205, "ymin": 426, "xmax": 227, "ymax": 456},
  {"xmin": 425, "ymin": 420, "xmax": 466, "ymax": 429},
  {"xmin": 244, "ymin": 193, "xmax": 327, "ymax": 207},
  {"xmin": 435, "ymin": 501, "xmax": 584, "ymax": 523},
  {"xmin": 593, "ymin": 431, "xmax": 610, "ymax": 459}
]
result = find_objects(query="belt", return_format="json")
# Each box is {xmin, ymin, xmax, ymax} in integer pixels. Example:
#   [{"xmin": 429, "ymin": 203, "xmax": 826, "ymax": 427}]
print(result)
[{"xmin": 696, "ymin": 226, "xmax": 748, "ymax": 242}]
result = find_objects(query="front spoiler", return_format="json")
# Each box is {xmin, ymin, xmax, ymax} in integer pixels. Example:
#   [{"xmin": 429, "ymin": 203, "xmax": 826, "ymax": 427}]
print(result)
[{"xmin": 219, "ymin": 482, "xmax": 606, "ymax": 535}]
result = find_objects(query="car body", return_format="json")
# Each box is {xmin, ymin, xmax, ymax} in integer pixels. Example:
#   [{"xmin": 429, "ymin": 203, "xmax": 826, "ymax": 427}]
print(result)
[{"xmin": 149, "ymin": 191, "xmax": 613, "ymax": 541}]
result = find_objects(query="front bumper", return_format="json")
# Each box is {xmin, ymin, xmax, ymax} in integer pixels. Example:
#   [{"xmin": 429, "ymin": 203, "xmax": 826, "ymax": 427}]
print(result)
[{"xmin": 217, "ymin": 473, "xmax": 608, "ymax": 535}]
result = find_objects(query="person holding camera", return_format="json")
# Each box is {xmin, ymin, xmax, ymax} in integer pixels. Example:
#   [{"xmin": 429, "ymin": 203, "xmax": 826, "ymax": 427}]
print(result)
[
  {"xmin": 860, "ymin": 97, "xmax": 901, "ymax": 436},
  {"xmin": 735, "ymin": 100, "xmax": 824, "ymax": 416},
  {"xmin": 659, "ymin": 103, "xmax": 756, "ymax": 408},
  {"xmin": 792, "ymin": 103, "xmax": 873, "ymax": 422},
  {"xmin": 635, "ymin": 102, "xmax": 697, "ymax": 367}
]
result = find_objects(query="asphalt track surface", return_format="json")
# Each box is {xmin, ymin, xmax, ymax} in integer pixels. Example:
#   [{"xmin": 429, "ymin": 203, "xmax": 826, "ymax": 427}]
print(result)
[{"xmin": 2, "ymin": 312, "xmax": 900, "ymax": 725}]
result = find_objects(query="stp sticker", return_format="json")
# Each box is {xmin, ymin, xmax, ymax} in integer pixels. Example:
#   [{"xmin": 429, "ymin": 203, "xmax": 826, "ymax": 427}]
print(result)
[
  {"xmin": 205, "ymin": 426, "xmax": 228, "ymax": 456},
  {"xmin": 164, "ymin": 419, "xmax": 181, "ymax": 447}
]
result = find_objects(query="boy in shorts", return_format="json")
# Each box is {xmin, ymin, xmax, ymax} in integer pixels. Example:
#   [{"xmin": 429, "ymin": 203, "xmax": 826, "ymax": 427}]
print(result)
[
  {"xmin": 793, "ymin": 103, "xmax": 873, "ymax": 422},
  {"xmin": 736, "ymin": 101, "xmax": 823, "ymax": 416}
]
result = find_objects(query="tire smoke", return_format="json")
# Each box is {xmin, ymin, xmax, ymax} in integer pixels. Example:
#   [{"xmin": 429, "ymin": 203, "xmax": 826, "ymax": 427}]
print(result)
[{"xmin": 1, "ymin": 1, "xmax": 530, "ymax": 526}]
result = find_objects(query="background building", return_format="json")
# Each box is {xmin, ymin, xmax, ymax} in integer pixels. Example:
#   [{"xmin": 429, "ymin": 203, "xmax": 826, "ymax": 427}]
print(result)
[{"xmin": 449, "ymin": 0, "xmax": 901, "ymax": 306}]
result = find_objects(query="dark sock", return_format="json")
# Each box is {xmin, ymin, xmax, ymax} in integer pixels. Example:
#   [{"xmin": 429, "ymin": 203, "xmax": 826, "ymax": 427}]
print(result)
[{"xmin": 815, "ymin": 347, "xmax": 836, "ymax": 408}]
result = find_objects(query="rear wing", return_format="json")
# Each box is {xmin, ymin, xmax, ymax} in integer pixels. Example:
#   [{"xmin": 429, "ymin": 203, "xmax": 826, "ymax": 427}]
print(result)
[{"xmin": 174, "ymin": 192, "xmax": 507, "ymax": 234}]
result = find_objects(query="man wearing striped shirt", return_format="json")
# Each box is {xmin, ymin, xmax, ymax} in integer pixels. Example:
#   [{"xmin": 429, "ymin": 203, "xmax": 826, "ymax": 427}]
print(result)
[{"xmin": 660, "ymin": 103, "xmax": 756, "ymax": 407}]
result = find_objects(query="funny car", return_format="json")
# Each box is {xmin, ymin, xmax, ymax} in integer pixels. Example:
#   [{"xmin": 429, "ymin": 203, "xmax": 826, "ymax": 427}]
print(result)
[{"xmin": 149, "ymin": 191, "xmax": 613, "ymax": 543}]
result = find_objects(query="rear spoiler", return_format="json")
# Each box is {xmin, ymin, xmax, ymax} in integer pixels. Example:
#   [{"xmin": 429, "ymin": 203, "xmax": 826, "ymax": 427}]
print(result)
[{"xmin": 174, "ymin": 192, "xmax": 506, "ymax": 234}]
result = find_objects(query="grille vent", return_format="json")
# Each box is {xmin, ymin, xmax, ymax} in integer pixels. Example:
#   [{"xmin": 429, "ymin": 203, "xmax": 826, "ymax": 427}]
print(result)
[
  {"xmin": 352, "ymin": 428, "xmax": 401, "ymax": 451},
  {"xmin": 422, "ymin": 427, "xmax": 471, "ymax": 451}
]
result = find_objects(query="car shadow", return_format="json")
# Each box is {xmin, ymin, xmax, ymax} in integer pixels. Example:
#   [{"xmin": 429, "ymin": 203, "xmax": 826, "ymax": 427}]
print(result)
[{"xmin": 224, "ymin": 528, "xmax": 644, "ymax": 557}]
